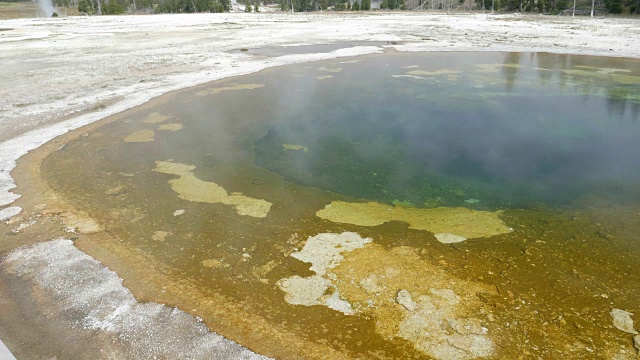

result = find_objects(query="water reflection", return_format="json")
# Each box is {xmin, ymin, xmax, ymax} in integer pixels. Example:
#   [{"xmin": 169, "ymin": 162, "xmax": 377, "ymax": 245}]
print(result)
[{"xmin": 255, "ymin": 52, "xmax": 640, "ymax": 210}]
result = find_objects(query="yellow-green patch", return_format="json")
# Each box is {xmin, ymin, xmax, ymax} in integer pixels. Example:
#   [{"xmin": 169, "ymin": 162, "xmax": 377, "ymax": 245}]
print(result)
[
  {"xmin": 574, "ymin": 65, "xmax": 631, "ymax": 74},
  {"xmin": 283, "ymin": 144, "xmax": 309, "ymax": 153},
  {"xmin": 158, "ymin": 123, "xmax": 184, "ymax": 131},
  {"xmin": 196, "ymin": 83, "xmax": 265, "ymax": 96},
  {"xmin": 124, "ymin": 130, "xmax": 155, "ymax": 143},
  {"xmin": 406, "ymin": 69, "xmax": 462, "ymax": 76},
  {"xmin": 317, "ymin": 67, "xmax": 343, "ymax": 73},
  {"xmin": 316, "ymin": 201, "xmax": 511, "ymax": 240},
  {"xmin": 143, "ymin": 112, "xmax": 170, "ymax": 124},
  {"xmin": 474, "ymin": 63, "xmax": 522, "ymax": 73},
  {"xmin": 154, "ymin": 161, "xmax": 272, "ymax": 218}
]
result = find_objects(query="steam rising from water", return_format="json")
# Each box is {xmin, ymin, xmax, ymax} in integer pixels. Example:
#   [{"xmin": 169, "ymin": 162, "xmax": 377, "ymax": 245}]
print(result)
[{"xmin": 33, "ymin": 0, "xmax": 56, "ymax": 17}]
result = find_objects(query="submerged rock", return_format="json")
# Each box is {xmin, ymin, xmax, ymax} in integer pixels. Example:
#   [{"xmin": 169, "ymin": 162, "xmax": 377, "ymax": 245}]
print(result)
[
  {"xmin": 105, "ymin": 185, "xmax": 125, "ymax": 196},
  {"xmin": 634, "ymin": 334, "xmax": 640, "ymax": 354},
  {"xmin": 277, "ymin": 275, "xmax": 330, "ymax": 306},
  {"xmin": 434, "ymin": 233, "xmax": 467, "ymax": 244},
  {"xmin": 359, "ymin": 274, "xmax": 385, "ymax": 295},
  {"xmin": 423, "ymin": 198, "xmax": 444, "ymax": 208},
  {"xmin": 323, "ymin": 291, "xmax": 354, "ymax": 315},
  {"xmin": 396, "ymin": 289, "xmax": 417, "ymax": 311},
  {"xmin": 398, "ymin": 290, "xmax": 493, "ymax": 360},
  {"xmin": 152, "ymin": 231, "xmax": 170, "ymax": 242},
  {"xmin": 611, "ymin": 309, "xmax": 638, "ymax": 334}
]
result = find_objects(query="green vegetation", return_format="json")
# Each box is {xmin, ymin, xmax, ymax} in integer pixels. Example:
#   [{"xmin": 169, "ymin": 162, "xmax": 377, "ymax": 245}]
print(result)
[
  {"xmin": 475, "ymin": 0, "xmax": 638, "ymax": 13},
  {"xmin": 5, "ymin": 0, "xmax": 630, "ymax": 18},
  {"xmin": 104, "ymin": 0, "xmax": 125, "ymax": 14},
  {"xmin": 156, "ymin": 0, "xmax": 230, "ymax": 13},
  {"xmin": 380, "ymin": 0, "xmax": 404, "ymax": 9},
  {"xmin": 277, "ymin": 0, "xmax": 370, "ymax": 11},
  {"xmin": 72, "ymin": 0, "xmax": 230, "ymax": 14}
]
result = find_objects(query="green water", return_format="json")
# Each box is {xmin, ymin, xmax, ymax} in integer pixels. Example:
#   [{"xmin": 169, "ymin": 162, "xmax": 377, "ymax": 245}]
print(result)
[{"xmin": 253, "ymin": 52, "xmax": 640, "ymax": 210}]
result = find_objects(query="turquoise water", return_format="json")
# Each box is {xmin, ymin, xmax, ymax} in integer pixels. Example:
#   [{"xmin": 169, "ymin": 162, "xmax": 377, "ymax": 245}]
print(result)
[{"xmin": 254, "ymin": 52, "xmax": 640, "ymax": 210}]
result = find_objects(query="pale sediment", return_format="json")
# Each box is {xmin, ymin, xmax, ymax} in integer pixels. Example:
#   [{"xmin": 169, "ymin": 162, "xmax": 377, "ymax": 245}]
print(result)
[
  {"xmin": 277, "ymin": 232, "xmax": 372, "ymax": 315},
  {"xmin": 330, "ymin": 243, "xmax": 496, "ymax": 360},
  {"xmin": 279, "ymin": 231, "xmax": 498, "ymax": 359}
]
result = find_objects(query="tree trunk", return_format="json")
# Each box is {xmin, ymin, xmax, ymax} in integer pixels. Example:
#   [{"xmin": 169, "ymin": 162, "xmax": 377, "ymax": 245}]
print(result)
[{"xmin": 95, "ymin": 0, "xmax": 101, "ymax": 15}]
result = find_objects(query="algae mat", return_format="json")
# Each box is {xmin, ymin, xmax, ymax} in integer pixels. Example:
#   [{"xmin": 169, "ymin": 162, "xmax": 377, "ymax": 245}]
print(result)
[{"xmin": 316, "ymin": 201, "xmax": 511, "ymax": 240}]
